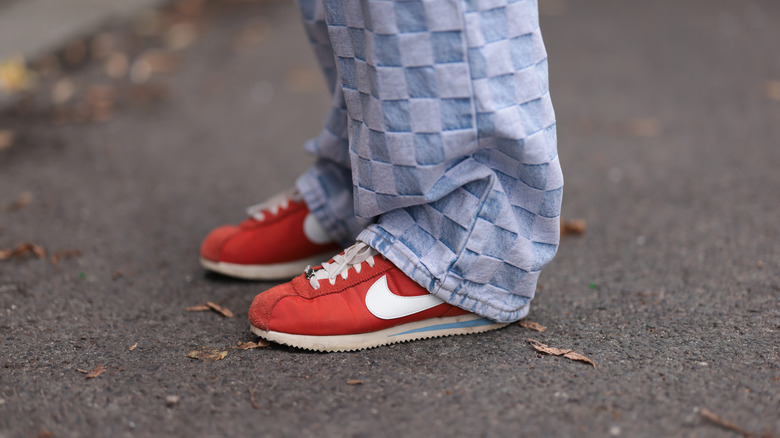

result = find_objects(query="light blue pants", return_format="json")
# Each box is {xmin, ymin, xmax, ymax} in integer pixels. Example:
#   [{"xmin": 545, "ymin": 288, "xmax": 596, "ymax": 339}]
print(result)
[{"xmin": 295, "ymin": 0, "xmax": 563, "ymax": 323}]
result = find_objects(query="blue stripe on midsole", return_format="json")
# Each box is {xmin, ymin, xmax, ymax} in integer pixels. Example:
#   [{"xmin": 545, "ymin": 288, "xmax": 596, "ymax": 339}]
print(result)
[{"xmin": 388, "ymin": 318, "xmax": 497, "ymax": 337}]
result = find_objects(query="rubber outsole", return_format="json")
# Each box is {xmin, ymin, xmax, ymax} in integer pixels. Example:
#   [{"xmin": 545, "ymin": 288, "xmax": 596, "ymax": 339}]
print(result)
[
  {"xmin": 250, "ymin": 313, "xmax": 509, "ymax": 352},
  {"xmin": 199, "ymin": 252, "xmax": 335, "ymax": 280}
]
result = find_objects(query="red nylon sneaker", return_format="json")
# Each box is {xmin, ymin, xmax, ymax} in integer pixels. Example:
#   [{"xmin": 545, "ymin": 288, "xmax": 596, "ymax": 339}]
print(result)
[
  {"xmin": 248, "ymin": 242, "xmax": 509, "ymax": 351},
  {"xmin": 200, "ymin": 189, "xmax": 341, "ymax": 280}
]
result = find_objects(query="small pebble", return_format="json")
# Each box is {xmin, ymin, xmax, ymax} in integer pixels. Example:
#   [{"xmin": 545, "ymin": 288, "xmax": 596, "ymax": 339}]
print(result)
[{"xmin": 165, "ymin": 395, "xmax": 180, "ymax": 407}]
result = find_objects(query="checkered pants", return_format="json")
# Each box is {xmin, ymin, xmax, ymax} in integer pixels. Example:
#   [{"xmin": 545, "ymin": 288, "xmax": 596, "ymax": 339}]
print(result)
[{"xmin": 295, "ymin": 0, "xmax": 562, "ymax": 323}]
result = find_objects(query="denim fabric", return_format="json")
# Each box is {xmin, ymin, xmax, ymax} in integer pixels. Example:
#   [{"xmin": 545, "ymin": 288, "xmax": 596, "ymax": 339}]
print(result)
[{"xmin": 295, "ymin": 0, "xmax": 562, "ymax": 323}]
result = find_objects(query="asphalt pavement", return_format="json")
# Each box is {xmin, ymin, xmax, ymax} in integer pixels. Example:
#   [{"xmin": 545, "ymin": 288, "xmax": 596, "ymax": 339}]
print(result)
[{"xmin": 0, "ymin": 0, "xmax": 778, "ymax": 437}]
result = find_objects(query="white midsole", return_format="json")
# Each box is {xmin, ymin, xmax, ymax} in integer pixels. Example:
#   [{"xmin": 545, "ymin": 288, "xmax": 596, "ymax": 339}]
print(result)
[
  {"xmin": 200, "ymin": 252, "xmax": 335, "ymax": 280},
  {"xmin": 250, "ymin": 313, "xmax": 509, "ymax": 352}
]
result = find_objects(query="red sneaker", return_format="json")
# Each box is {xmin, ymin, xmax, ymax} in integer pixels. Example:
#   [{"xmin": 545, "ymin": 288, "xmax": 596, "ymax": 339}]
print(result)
[
  {"xmin": 248, "ymin": 242, "xmax": 508, "ymax": 351},
  {"xmin": 200, "ymin": 189, "xmax": 341, "ymax": 280}
]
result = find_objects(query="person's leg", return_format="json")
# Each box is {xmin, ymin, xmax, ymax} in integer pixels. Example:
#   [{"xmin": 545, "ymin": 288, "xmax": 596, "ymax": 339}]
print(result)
[
  {"xmin": 295, "ymin": 0, "xmax": 364, "ymax": 246},
  {"xmin": 199, "ymin": 0, "xmax": 360, "ymax": 279},
  {"xmin": 328, "ymin": 0, "xmax": 563, "ymax": 322},
  {"xmin": 248, "ymin": 0, "xmax": 562, "ymax": 349}
]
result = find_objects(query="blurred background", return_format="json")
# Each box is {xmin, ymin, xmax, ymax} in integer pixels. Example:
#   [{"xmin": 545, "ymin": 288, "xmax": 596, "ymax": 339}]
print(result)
[{"xmin": 0, "ymin": 0, "xmax": 778, "ymax": 437}]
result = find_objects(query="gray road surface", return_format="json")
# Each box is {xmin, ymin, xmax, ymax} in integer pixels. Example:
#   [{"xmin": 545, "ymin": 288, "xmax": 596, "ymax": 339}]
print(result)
[{"xmin": 0, "ymin": 0, "xmax": 778, "ymax": 437}]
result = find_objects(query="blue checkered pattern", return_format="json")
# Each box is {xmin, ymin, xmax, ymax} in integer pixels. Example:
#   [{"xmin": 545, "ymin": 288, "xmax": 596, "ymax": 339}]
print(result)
[{"xmin": 296, "ymin": 0, "xmax": 562, "ymax": 323}]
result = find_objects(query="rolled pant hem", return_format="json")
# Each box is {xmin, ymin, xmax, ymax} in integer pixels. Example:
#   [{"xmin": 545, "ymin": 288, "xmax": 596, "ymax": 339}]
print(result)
[{"xmin": 357, "ymin": 226, "xmax": 530, "ymax": 324}]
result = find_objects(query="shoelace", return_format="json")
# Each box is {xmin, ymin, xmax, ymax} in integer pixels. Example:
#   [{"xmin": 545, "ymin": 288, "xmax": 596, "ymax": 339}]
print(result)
[
  {"xmin": 306, "ymin": 241, "xmax": 378, "ymax": 290},
  {"xmin": 246, "ymin": 188, "xmax": 303, "ymax": 221}
]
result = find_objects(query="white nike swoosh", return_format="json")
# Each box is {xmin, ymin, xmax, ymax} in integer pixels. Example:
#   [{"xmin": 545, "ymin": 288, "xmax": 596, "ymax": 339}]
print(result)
[
  {"xmin": 365, "ymin": 275, "xmax": 444, "ymax": 320},
  {"xmin": 303, "ymin": 213, "xmax": 333, "ymax": 245}
]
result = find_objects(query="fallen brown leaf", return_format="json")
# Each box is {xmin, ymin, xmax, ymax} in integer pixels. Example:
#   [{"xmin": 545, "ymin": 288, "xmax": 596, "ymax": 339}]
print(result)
[
  {"xmin": 51, "ymin": 78, "xmax": 76, "ymax": 104},
  {"xmin": 528, "ymin": 339, "xmax": 596, "ymax": 368},
  {"xmin": 346, "ymin": 379, "xmax": 363, "ymax": 385},
  {"xmin": 91, "ymin": 32, "xmax": 118, "ymax": 59},
  {"xmin": 285, "ymin": 68, "xmax": 323, "ymax": 92},
  {"xmin": 50, "ymin": 249, "xmax": 82, "ymax": 265},
  {"xmin": 85, "ymin": 364, "xmax": 107, "ymax": 379},
  {"xmin": 38, "ymin": 429, "xmax": 54, "ymax": 438},
  {"xmin": 128, "ymin": 343, "xmax": 138, "ymax": 351},
  {"xmin": 248, "ymin": 387, "xmax": 261, "ymax": 409},
  {"xmin": 186, "ymin": 347, "xmax": 228, "ymax": 361},
  {"xmin": 233, "ymin": 18, "xmax": 270, "ymax": 52},
  {"xmin": 165, "ymin": 22, "xmax": 199, "ymax": 50},
  {"xmin": 765, "ymin": 80, "xmax": 780, "ymax": 102},
  {"xmin": 133, "ymin": 10, "xmax": 164, "ymax": 37},
  {"xmin": 615, "ymin": 118, "xmax": 661, "ymax": 138},
  {"xmin": 8, "ymin": 191, "xmax": 32, "ymax": 211},
  {"xmin": 0, "ymin": 56, "xmax": 37, "ymax": 93},
  {"xmin": 234, "ymin": 340, "xmax": 270, "ymax": 350},
  {"xmin": 0, "ymin": 129, "xmax": 15, "ymax": 151},
  {"xmin": 111, "ymin": 270, "xmax": 124, "ymax": 280},
  {"xmin": 126, "ymin": 82, "xmax": 168, "ymax": 103},
  {"xmin": 185, "ymin": 304, "xmax": 210, "ymax": 312},
  {"xmin": 206, "ymin": 301, "xmax": 234, "ymax": 318},
  {"xmin": 699, "ymin": 407, "xmax": 761, "ymax": 437},
  {"xmin": 105, "ymin": 52, "xmax": 130, "ymax": 79},
  {"xmin": 0, "ymin": 243, "xmax": 45, "ymax": 261},
  {"xmin": 561, "ymin": 219, "xmax": 586, "ymax": 236},
  {"xmin": 518, "ymin": 320, "xmax": 547, "ymax": 332},
  {"xmin": 64, "ymin": 40, "xmax": 87, "ymax": 66}
]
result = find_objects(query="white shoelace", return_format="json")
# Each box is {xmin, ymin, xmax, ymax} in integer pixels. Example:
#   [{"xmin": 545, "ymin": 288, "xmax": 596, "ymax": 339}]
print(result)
[
  {"xmin": 306, "ymin": 241, "xmax": 378, "ymax": 289},
  {"xmin": 246, "ymin": 188, "xmax": 303, "ymax": 221}
]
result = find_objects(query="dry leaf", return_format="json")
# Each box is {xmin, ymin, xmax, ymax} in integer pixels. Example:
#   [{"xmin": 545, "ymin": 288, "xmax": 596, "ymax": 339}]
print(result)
[
  {"xmin": 615, "ymin": 118, "xmax": 661, "ymax": 138},
  {"xmin": 0, "ymin": 129, "xmax": 15, "ymax": 151},
  {"xmin": 91, "ymin": 33, "xmax": 118, "ymax": 59},
  {"xmin": 0, "ymin": 56, "xmax": 37, "ymax": 93},
  {"xmin": 765, "ymin": 80, "xmax": 780, "ymax": 102},
  {"xmin": 165, "ymin": 22, "xmax": 199, "ymax": 50},
  {"xmin": 76, "ymin": 368, "xmax": 89, "ymax": 374},
  {"xmin": 285, "ymin": 68, "xmax": 322, "ymax": 92},
  {"xmin": 699, "ymin": 407, "xmax": 757, "ymax": 437},
  {"xmin": 128, "ymin": 343, "xmax": 138, "ymax": 351},
  {"xmin": 64, "ymin": 40, "xmax": 87, "ymax": 66},
  {"xmin": 528, "ymin": 339, "xmax": 596, "ymax": 368},
  {"xmin": 346, "ymin": 379, "xmax": 363, "ymax": 385},
  {"xmin": 518, "ymin": 321, "xmax": 547, "ymax": 332},
  {"xmin": 126, "ymin": 82, "xmax": 168, "ymax": 103},
  {"xmin": 561, "ymin": 219, "xmax": 586, "ymax": 236},
  {"xmin": 248, "ymin": 387, "xmax": 261, "ymax": 409},
  {"xmin": 0, "ymin": 243, "xmax": 46, "ymax": 261},
  {"xmin": 186, "ymin": 347, "xmax": 228, "ymax": 361},
  {"xmin": 137, "ymin": 50, "xmax": 180, "ymax": 74},
  {"xmin": 38, "ymin": 429, "xmax": 54, "ymax": 438},
  {"xmin": 234, "ymin": 340, "xmax": 270, "ymax": 350},
  {"xmin": 175, "ymin": 0, "xmax": 206, "ymax": 17},
  {"xmin": 111, "ymin": 270, "xmax": 124, "ymax": 280},
  {"xmin": 105, "ymin": 52, "xmax": 130, "ymax": 79},
  {"xmin": 50, "ymin": 249, "xmax": 82, "ymax": 265},
  {"xmin": 51, "ymin": 78, "xmax": 76, "ymax": 104},
  {"xmin": 8, "ymin": 191, "xmax": 32, "ymax": 211},
  {"xmin": 85, "ymin": 364, "xmax": 107, "ymax": 379},
  {"xmin": 233, "ymin": 18, "xmax": 270, "ymax": 52},
  {"xmin": 134, "ymin": 11, "xmax": 164, "ymax": 37},
  {"xmin": 206, "ymin": 301, "xmax": 234, "ymax": 318},
  {"xmin": 185, "ymin": 304, "xmax": 210, "ymax": 312}
]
